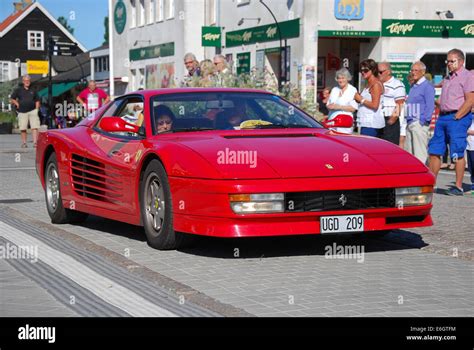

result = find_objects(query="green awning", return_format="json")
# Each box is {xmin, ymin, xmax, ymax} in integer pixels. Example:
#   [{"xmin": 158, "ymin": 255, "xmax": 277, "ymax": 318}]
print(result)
[{"xmin": 38, "ymin": 82, "xmax": 78, "ymax": 98}]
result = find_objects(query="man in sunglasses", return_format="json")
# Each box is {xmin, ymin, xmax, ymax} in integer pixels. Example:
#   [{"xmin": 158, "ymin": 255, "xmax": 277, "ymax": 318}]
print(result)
[
  {"xmin": 428, "ymin": 49, "xmax": 474, "ymax": 196},
  {"xmin": 378, "ymin": 62, "xmax": 406, "ymax": 145}
]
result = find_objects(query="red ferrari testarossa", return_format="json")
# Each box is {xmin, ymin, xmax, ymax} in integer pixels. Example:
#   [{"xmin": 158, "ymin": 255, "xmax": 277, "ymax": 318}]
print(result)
[{"xmin": 36, "ymin": 88, "xmax": 434, "ymax": 250}]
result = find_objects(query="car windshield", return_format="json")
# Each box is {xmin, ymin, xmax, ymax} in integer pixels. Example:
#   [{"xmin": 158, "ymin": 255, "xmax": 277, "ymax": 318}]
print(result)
[{"xmin": 150, "ymin": 92, "xmax": 322, "ymax": 134}]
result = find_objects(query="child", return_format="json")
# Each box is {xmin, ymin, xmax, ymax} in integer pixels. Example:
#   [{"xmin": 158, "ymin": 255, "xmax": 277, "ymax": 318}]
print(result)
[{"xmin": 467, "ymin": 116, "xmax": 474, "ymax": 194}]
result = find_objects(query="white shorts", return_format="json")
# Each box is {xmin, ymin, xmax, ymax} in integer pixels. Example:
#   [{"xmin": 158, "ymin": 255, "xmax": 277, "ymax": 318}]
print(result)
[{"xmin": 18, "ymin": 109, "xmax": 40, "ymax": 131}]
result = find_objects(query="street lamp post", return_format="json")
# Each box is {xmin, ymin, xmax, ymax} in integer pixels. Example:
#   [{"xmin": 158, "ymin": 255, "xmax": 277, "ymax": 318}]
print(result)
[{"xmin": 259, "ymin": 0, "xmax": 286, "ymax": 91}]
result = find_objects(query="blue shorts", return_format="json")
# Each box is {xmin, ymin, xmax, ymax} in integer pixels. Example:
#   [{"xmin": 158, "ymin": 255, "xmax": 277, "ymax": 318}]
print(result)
[{"xmin": 428, "ymin": 112, "xmax": 473, "ymax": 159}]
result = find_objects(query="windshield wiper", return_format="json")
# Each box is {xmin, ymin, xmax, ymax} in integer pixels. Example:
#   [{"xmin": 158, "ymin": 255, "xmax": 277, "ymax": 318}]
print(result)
[{"xmin": 171, "ymin": 127, "xmax": 215, "ymax": 133}]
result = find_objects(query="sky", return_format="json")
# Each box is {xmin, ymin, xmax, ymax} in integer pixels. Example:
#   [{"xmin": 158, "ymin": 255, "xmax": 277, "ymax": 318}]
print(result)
[{"xmin": 0, "ymin": 0, "xmax": 109, "ymax": 50}]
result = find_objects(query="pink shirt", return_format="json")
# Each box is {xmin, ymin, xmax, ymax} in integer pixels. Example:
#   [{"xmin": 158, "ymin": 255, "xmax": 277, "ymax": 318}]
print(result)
[
  {"xmin": 439, "ymin": 67, "xmax": 474, "ymax": 112},
  {"xmin": 78, "ymin": 88, "xmax": 108, "ymax": 111}
]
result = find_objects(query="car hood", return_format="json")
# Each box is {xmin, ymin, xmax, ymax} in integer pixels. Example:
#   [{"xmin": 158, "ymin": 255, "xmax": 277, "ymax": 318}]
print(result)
[{"xmin": 160, "ymin": 130, "xmax": 429, "ymax": 179}]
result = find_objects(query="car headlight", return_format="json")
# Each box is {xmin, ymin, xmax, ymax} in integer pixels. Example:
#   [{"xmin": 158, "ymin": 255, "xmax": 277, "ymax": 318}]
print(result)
[
  {"xmin": 229, "ymin": 193, "xmax": 284, "ymax": 214},
  {"xmin": 395, "ymin": 186, "xmax": 433, "ymax": 207}
]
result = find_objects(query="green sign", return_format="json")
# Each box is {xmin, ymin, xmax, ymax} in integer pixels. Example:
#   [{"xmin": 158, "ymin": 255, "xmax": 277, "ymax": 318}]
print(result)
[
  {"xmin": 202, "ymin": 26, "xmax": 222, "ymax": 47},
  {"xmin": 237, "ymin": 52, "xmax": 251, "ymax": 75},
  {"xmin": 114, "ymin": 0, "xmax": 127, "ymax": 35},
  {"xmin": 390, "ymin": 62, "xmax": 412, "ymax": 91},
  {"xmin": 129, "ymin": 42, "xmax": 175, "ymax": 61},
  {"xmin": 226, "ymin": 18, "xmax": 300, "ymax": 48},
  {"xmin": 382, "ymin": 19, "xmax": 474, "ymax": 38},
  {"xmin": 318, "ymin": 30, "xmax": 380, "ymax": 37}
]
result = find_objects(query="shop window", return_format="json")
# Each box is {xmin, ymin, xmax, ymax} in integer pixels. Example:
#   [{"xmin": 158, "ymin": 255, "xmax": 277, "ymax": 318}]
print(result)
[
  {"xmin": 156, "ymin": 0, "xmax": 164, "ymax": 21},
  {"xmin": 139, "ymin": 0, "xmax": 146, "ymax": 26},
  {"xmin": 130, "ymin": 0, "xmax": 137, "ymax": 28},
  {"xmin": 149, "ymin": 0, "xmax": 155, "ymax": 24},
  {"xmin": 167, "ymin": 0, "xmax": 175, "ymax": 19},
  {"xmin": 421, "ymin": 53, "xmax": 474, "ymax": 82}
]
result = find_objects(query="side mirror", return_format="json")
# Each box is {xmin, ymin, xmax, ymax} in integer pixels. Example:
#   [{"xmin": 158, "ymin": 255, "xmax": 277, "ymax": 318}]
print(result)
[
  {"xmin": 323, "ymin": 114, "xmax": 354, "ymax": 129},
  {"xmin": 99, "ymin": 117, "xmax": 140, "ymax": 134}
]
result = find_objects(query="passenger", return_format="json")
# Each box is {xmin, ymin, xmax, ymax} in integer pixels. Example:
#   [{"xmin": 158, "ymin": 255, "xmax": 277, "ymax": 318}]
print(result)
[
  {"xmin": 215, "ymin": 101, "xmax": 247, "ymax": 130},
  {"xmin": 154, "ymin": 105, "xmax": 175, "ymax": 133}
]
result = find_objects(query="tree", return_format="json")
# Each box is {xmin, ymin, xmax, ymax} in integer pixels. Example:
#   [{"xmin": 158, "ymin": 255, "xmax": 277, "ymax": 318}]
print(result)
[
  {"xmin": 57, "ymin": 16, "xmax": 74, "ymax": 35},
  {"xmin": 103, "ymin": 16, "xmax": 109, "ymax": 46}
]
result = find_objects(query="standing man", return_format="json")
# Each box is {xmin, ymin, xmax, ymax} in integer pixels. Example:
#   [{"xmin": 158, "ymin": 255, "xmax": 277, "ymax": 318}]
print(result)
[
  {"xmin": 213, "ymin": 54, "xmax": 230, "ymax": 75},
  {"xmin": 183, "ymin": 53, "xmax": 200, "ymax": 78},
  {"xmin": 378, "ymin": 62, "xmax": 406, "ymax": 145},
  {"xmin": 182, "ymin": 53, "xmax": 201, "ymax": 87},
  {"xmin": 404, "ymin": 61, "xmax": 435, "ymax": 164},
  {"xmin": 428, "ymin": 49, "xmax": 474, "ymax": 196},
  {"xmin": 77, "ymin": 80, "xmax": 109, "ymax": 115},
  {"xmin": 10, "ymin": 75, "xmax": 40, "ymax": 148}
]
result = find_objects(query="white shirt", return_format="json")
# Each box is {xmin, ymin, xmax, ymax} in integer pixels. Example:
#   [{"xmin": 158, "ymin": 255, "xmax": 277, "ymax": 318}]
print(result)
[
  {"xmin": 357, "ymin": 83, "xmax": 385, "ymax": 129},
  {"xmin": 382, "ymin": 76, "xmax": 406, "ymax": 117},
  {"xmin": 328, "ymin": 84, "xmax": 358, "ymax": 134},
  {"xmin": 467, "ymin": 119, "xmax": 474, "ymax": 151}
]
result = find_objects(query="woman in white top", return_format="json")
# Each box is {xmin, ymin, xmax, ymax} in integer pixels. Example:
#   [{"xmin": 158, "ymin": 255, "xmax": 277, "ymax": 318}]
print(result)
[
  {"xmin": 327, "ymin": 68, "xmax": 358, "ymax": 134},
  {"xmin": 354, "ymin": 59, "xmax": 385, "ymax": 137}
]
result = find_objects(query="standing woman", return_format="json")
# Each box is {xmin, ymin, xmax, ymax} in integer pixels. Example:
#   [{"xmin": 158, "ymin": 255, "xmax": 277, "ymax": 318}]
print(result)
[
  {"xmin": 354, "ymin": 59, "xmax": 385, "ymax": 137},
  {"xmin": 326, "ymin": 68, "xmax": 358, "ymax": 134}
]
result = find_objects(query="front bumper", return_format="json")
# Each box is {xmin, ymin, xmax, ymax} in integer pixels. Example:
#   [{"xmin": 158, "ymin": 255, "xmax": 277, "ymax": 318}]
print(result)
[{"xmin": 169, "ymin": 173, "xmax": 435, "ymax": 238}]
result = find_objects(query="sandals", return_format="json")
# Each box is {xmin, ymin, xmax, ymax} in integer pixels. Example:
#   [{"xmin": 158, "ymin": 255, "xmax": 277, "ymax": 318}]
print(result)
[{"xmin": 21, "ymin": 143, "xmax": 27, "ymax": 148}]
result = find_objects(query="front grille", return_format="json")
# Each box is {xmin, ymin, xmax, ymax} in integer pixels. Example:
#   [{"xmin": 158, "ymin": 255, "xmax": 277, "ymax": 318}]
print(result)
[
  {"xmin": 70, "ymin": 154, "xmax": 123, "ymax": 203},
  {"xmin": 285, "ymin": 188, "xmax": 395, "ymax": 212}
]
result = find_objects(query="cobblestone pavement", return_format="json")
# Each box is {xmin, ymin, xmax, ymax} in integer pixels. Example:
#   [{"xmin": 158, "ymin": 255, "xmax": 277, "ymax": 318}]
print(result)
[{"xmin": 0, "ymin": 135, "xmax": 473, "ymax": 317}]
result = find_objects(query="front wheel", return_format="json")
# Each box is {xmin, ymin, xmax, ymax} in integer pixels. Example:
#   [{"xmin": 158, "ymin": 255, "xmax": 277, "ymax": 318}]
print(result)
[{"xmin": 140, "ymin": 159, "xmax": 187, "ymax": 250}]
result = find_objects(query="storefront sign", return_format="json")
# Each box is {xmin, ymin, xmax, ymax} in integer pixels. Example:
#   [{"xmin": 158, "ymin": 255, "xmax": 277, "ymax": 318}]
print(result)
[
  {"xmin": 390, "ymin": 62, "xmax": 412, "ymax": 91},
  {"xmin": 334, "ymin": 0, "xmax": 364, "ymax": 21},
  {"xmin": 236, "ymin": 52, "xmax": 251, "ymax": 75},
  {"xmin": 26, "ymin": 60, "xmax": 48, "ymax": 74},
  {"xmin": 226, "ymin": 19, "xmax": 300, "ymax": 48},
  {"xmin": 382, "ymin": 19, "xmax": 474, "ymax": 38},
  {"xmin": 114, "ymin": 0, "xmax": 127, "ymax": 35},
  {"xmin": 202, "ymin": 26, "xmax": 222, "ymax": 47},
  {"xmin": 129, "ymin": 42, "xmax": 175, "ymax": 61},
  {"xmin": 318, "ymin": 30, "xmax": 380, "ymax": 37}
]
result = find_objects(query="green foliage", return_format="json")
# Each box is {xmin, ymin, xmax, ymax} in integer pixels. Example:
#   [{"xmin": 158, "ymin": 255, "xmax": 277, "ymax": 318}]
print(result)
[
  {"xmin": 181, "ymin": 66, "xmax": 319, "ymax": 119},
  {"xmin": 57, "ymin": 16, "xmax": 75, "ymax": 35},
  {"xmin": 0, "ymin": 111, "xmax": 15, "ymax": 123},
  {"xmin": 103, "ymin": 16, "xmax": 109, "ymax": 46}
]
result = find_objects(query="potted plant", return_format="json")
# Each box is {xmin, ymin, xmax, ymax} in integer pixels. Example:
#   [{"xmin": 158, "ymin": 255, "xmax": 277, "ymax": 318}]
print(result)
[{"xmin": 0, "ymin": 111, "xmax": 15, "ymax": 134}]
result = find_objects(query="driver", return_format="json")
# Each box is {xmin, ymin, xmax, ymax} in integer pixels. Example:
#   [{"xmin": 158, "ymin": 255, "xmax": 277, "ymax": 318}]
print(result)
[
  {"xmin": 154, "ymin": 105, "xmax": 175, "ymax": 133},
  {"xmin": 215, "ymin": 100, "xmax": 247, "ymax": 130}
]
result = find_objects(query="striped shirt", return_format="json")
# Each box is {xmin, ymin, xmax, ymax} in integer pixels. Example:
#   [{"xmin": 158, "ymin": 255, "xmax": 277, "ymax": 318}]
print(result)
[{"xmin": 381, "ymin": 77, "xmax": 406, "ymax": 117}]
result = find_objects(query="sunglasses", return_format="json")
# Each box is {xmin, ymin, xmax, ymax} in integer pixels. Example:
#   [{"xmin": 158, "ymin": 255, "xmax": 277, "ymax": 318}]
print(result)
[
  {"xmin": 360, "ymin": 68, "xmax": 370, "ymax": 73},
  {"xmin": 378, "ymin": 69, "xmax": 387, "ymax": 74},
  {"xmin": 157, "ymin": 120, "xmax": 172, "ymax": 126},
  {"xmin": 445, "ymin": 59, "xmax": 458, "ymax": 64}
]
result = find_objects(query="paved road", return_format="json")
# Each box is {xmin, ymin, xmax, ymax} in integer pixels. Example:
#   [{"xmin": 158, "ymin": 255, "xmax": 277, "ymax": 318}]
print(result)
[{"xmin": 0, "ymin": 135, "xmax": 473, "ymax": 317}]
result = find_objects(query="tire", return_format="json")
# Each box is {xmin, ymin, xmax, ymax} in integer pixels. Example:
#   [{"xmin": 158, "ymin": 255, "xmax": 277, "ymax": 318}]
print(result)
[
  {"xmin": 140, "ymin": 159, "xmax": 182, "ymax": 250},
  {"xmin": 44, "ymin": 153, "xmax": 89, "ymax": 224}
]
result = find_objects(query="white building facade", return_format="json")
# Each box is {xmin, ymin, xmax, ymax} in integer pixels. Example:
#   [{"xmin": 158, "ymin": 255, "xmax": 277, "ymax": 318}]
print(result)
[{"xmin": 110, "ymin": 0, "xmax": 474, "ymax": 98}]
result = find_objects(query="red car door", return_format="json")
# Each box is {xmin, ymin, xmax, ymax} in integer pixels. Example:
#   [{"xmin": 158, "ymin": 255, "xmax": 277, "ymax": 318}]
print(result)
[{"xmin": 71, "ymin": 96, "xmax": 147, "ymax": 216}]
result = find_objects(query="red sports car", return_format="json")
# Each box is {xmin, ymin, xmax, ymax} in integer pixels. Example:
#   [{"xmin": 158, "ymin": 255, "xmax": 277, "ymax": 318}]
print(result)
[{"xmin": 36, "ymin": 88, "xmax": 435, "ymax": 250}]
